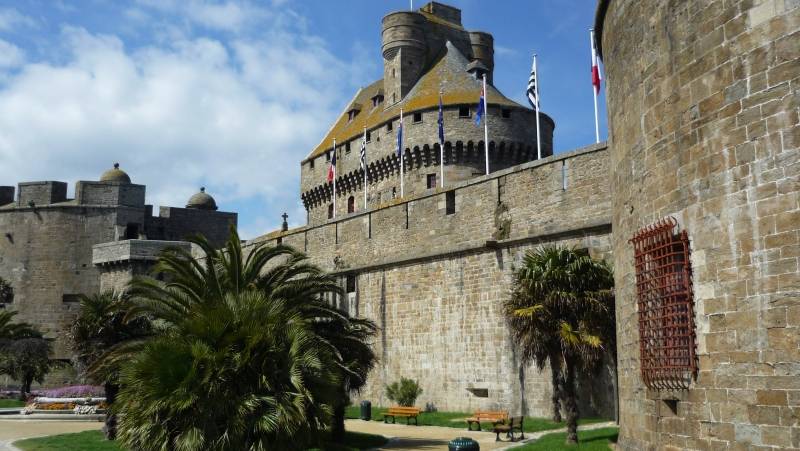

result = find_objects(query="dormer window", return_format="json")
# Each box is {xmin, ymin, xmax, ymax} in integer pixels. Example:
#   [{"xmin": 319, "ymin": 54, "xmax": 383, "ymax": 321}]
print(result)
[
  {"xmin": 371, "ymin": 89, "xmax": 385, "ymax": 108},
  {"xmin": 346, "ymin": 103, "xmax": 363, "ymax": 122}
]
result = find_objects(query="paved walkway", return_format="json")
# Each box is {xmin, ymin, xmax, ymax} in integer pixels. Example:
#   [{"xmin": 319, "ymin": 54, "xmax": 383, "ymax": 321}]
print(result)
[
  {"xmin": 345, "ymin": 419, "xmax": 618, "ymax": 450},
  {"xmin": 0, "ymin": 419, "xmax": 102, "ymax": 450}
]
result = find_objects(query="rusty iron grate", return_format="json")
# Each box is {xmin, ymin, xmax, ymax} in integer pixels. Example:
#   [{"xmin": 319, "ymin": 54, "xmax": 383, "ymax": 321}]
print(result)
[{"xmin": 630, "ymin": 217, "xmax": 697, "ymax": 390}]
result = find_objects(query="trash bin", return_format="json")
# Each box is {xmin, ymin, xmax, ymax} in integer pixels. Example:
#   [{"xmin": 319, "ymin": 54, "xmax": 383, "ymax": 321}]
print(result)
[
  {"xmin": 360, "ymin": 400, "xmax": 371, "ymax": 421},
  {"xmin": 448, "ymin": 437, "xmax": 479, "ymax": 451}
]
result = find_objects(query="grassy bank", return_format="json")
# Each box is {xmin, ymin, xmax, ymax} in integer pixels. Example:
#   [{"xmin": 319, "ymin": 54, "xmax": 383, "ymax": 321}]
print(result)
[
  {"xmin": 0, "ymin": 399, "xmax": 25, "ymax": 408},
  {"xmin": 509, "ymin": 427, "xmax": 618, "ymax": 450},
  {"xmin": 345, "ymin": 405, "xmax": 608, "ymax": 433}
]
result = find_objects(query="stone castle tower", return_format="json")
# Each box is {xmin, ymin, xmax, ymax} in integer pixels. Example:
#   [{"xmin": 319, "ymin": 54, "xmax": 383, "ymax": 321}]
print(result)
[
  {"xmin": 598, "ymin": 0, "xmax": 799, "ymax": 449},
  {"xmin": 300, "ymin": 2, "xmax": 554, "ymax": 225},
  {"xmin": 0, "ymin": 165, "xmax": 236, "ymax": 365}
]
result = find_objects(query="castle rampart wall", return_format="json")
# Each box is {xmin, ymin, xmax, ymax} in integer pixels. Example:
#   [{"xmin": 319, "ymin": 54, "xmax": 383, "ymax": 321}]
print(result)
[{"xmin": 249, "ymin": 143, "xmax": 613, "ymax": 415}]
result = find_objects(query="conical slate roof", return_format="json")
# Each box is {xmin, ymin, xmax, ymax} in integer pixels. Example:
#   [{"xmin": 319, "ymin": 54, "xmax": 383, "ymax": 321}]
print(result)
[{"xmin": 306, "ymin": 41, "xmax": 526, "ymax": 160}]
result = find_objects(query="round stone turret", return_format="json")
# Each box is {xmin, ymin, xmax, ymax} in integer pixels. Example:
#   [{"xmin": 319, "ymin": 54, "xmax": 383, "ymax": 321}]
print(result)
[
  {"xmin": 381, "ymin": 11, "xmax": 427, "ymax": 103},
  {"xmin": 468, "ymin": 31, "xmax": 494, "ymax": 82},
  {"xmin": 99, "ymin": 163, "xmax": 131, "ymax": 184},
  {"xmin": 186, "ymin": 187, "xmax": 217, "ymax": 211}
]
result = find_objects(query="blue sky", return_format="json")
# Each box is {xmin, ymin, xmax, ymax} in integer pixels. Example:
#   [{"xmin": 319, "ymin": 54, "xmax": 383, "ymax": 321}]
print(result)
[{"xmin": 0, "ymin": 0, "xmax": 606, "ymax": 238}]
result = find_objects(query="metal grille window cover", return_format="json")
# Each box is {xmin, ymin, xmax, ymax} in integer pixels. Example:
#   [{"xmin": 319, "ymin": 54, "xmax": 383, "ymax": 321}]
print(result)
[{"xmin": 630, "ymin": 217, "xmax": 697, "ymax": 390}]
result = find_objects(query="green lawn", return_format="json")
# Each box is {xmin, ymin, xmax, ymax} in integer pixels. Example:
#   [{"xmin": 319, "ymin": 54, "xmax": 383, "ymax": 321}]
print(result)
[
  {"xmin": 509, "ymin": 427, "xmax": 619, "ymax": 450},
  {"xmin": 15, "ymin": 430, "xmax": 387, "ymax": 451},
  {"xmin": 345, "ymin": 406, "xmax": 608, "ymax": 433},
  {"xmin": 0, "ymin": 399, "xmax": 25, "ymax": 408},
  {"xmin": 15, "ymin": 431, "xmax": 124, "ymax": 451}
]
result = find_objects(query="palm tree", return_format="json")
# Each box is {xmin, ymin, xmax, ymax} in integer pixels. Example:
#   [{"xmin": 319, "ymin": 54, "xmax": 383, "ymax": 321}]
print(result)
[
  {"xmin": 107, "ymin": 227, "xmax": 374, "ymax": 450},
  {"xmin": 0, "ymin": 310, "xmax": 40, "ymax": 341},
  {"xmin": 314, "ymin": 312, "xmax": 377, "ymax": 443},
  {"xmin": 69, "ymin": 291, "xmax": 150, "ymax": 440},
  {"xmin": 504, "ymin": 246, "xmax": 614, "ymax": 444}
]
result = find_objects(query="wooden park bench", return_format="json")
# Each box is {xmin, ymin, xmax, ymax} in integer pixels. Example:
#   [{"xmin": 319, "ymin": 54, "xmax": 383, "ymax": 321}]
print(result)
[
  {"xmin": 492, "ymin": 416, "xmax": 525, "ymax": 442},
  {"xmin": 383, "ymin": 406, "xmax": 421, "ymax": 425},
  {"xmin": 465, "ymin": 410, "xmax": 508, "ymax": 431}
]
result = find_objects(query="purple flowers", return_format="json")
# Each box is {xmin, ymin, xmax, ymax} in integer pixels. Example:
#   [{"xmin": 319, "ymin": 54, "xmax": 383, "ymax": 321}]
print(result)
[{"xmin": 40, "ymin": 385, "xmax": 104, "ymax": 398}]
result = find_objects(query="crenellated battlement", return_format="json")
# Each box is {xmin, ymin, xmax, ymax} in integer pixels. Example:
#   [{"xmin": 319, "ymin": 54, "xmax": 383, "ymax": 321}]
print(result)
[{"xmin": 256, "ymin": 142, "xmax": 607, "ymax": 275}]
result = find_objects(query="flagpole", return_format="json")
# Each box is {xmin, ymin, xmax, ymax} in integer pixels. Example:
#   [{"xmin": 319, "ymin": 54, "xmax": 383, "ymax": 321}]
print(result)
[
  {"xmin": 482, "ymin": 73, "xmax": 490, "ymax": 175},
  {"xmin": 590, "ymin": 29, "xmax": 600, "ymax": 143},
  {"xmin": 332, "ymin": 138, "xmax": 337, "ymax": 217},
  {"xmin": 363, "ymin": 126, "xmax": 368, "ymax": 210},
  {"xmin": 533, "ymin": 54, "xmax": 542, "ymax": 160},
  {"xmin": 400, "ymin": 109, "xmax": 404, "ymax": 197}
]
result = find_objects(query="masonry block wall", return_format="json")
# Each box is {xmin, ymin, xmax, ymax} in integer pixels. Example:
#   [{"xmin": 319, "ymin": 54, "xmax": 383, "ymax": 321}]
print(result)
[
  {"xmin": 248, "ymin": 144, "xmax": 615, "ymax": 416},
  {"xmin": 599, "ymin": 0, "xmax": 800, "ymax": 449},
  {"xmin": 0, "ymin": 206, "xmax": 119, "ymax": 357}
]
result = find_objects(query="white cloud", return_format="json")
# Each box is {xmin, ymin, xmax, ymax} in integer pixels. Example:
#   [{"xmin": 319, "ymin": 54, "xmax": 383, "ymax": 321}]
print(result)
[
  {"xmin": 0, "ymin": 19, "xmax": 359, "ymax": 238},
  {"xmin": 0, "ymin": 39, "xmax": 24, "ymax": 68},
  {"xmin": 0, "ymin": 8, "xmax": 35, "ymax": 31},
  {"xmin": 135, "ymin": 0, "xmax": 273, "ymax": 33}
]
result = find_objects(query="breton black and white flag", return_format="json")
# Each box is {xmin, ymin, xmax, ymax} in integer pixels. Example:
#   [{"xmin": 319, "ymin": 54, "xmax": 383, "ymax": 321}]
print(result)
[
  {"xmin": 360, "ymin": 134, "xmax": 366, "ymax": 170},
  {"xmin": 527, "ymin": 58, "xmax": 539, "ymax": 111}
]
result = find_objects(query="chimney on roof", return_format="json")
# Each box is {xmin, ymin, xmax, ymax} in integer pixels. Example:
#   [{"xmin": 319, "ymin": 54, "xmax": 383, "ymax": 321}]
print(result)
[{"xmin": 420, "ymin": 2, "xmax": 462, "ymax": 25}]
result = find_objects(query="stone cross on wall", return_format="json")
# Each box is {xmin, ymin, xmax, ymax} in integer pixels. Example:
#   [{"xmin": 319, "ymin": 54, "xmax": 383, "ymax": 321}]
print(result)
[{"xmin": 281, "ymin": 212, "xmax": 288, "ymax": 232}]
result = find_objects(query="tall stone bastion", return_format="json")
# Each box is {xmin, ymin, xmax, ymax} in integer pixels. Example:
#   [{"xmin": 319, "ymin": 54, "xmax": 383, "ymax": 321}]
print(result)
[{"xmin": 247, "ymin": 2, "xmax": 614, "ymax": 417}]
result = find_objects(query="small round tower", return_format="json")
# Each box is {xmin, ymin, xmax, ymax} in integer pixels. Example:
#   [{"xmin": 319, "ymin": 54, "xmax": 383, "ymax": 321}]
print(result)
[
  {"xmin": 186, "ymin": 187, "xmax": 218, "ymax": 211},
  {"xmin": 381, "ymin": 11, "xmax": 427, "ymax": 104},
  {"xmin": 99, "ymin": 163, "xmax": 131, "ymax": 184},
  {"xmin": 468, "ymin": 31, "xmax": 494, "ymax": 83}
]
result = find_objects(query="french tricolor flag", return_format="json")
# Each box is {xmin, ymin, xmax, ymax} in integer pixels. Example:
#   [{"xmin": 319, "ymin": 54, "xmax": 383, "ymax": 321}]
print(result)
[{"xmin": 591, "ymin": 34, "xmax": 602, "ymax": 94}]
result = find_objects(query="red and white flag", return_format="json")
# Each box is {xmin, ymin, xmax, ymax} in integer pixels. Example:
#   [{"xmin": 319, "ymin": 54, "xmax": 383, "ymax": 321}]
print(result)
[
  {"xmin": 327, "ymin": 145, "xmax": 337, "ymax": 183},
  {"xmin": 591, "ymin": 34, "xmax": 602, "ymax": 94}
]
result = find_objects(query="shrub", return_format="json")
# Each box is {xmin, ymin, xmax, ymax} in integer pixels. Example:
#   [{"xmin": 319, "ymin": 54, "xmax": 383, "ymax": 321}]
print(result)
[{"xmin": 385, "ymin": 377, "xmax": 423, "ymax": 407}]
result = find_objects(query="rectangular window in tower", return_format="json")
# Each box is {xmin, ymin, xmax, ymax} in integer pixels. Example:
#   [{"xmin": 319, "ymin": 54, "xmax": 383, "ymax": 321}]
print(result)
[
  {"xmin": 387, "ymin": 121, "xmax": 393, "ymax": 132},
  {"xmin": 427, "ymin": 174, "xmax": 437, "ymax": 189},
  {"xmin": 346, "ymin": 274, "xmax": 356, "ymax": 293},
  {"xmin": 631, "ymin": 217, "xmax": 697, "ymax": 391},
  {"xmin": 502, "ymin": 109, "xmax": 511, "ymax": 118},
  {"xmin": 326, "ymin": 152, "xmax": 331, "ymax": 162},
  {"xmin": 413, "ymin": 112, "xmax": 422, "ymax": 123},
  {"xmin": 366, "ymin": 131, "xmax": 372, "ymax": 142},
  {"xmin": 309, "ymin": 158, "xmax": 315, "ymax": 169},
  {"xmin": 445, "ymin": 191, "xmax": 455, "ymax": 215},
  {"xmin": 345, "ymin": 142, "xmax": 351, "ymax": 153},
  {"xmin": 328, "ymin": 204, "xmax": 334, "ymax": 219},
  {"xmin": 459, "ymin": 106, "xmax": 470, "ymax": 118},
  {"xmin": 62, "ymin": 294, "xmax": 80, "ymax": 303}
]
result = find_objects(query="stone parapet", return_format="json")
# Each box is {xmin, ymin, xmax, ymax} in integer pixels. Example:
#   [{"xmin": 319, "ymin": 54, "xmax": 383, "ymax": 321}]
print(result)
[{"xmin": 92, "ymin": 239, "xmax": 191, "ymax": 266}]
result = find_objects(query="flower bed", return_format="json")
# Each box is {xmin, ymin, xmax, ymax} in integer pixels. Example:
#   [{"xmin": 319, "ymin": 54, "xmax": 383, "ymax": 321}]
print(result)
[{"xmin": 22, "ymin": 385, "xmax": 107, "ymax": 415}]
